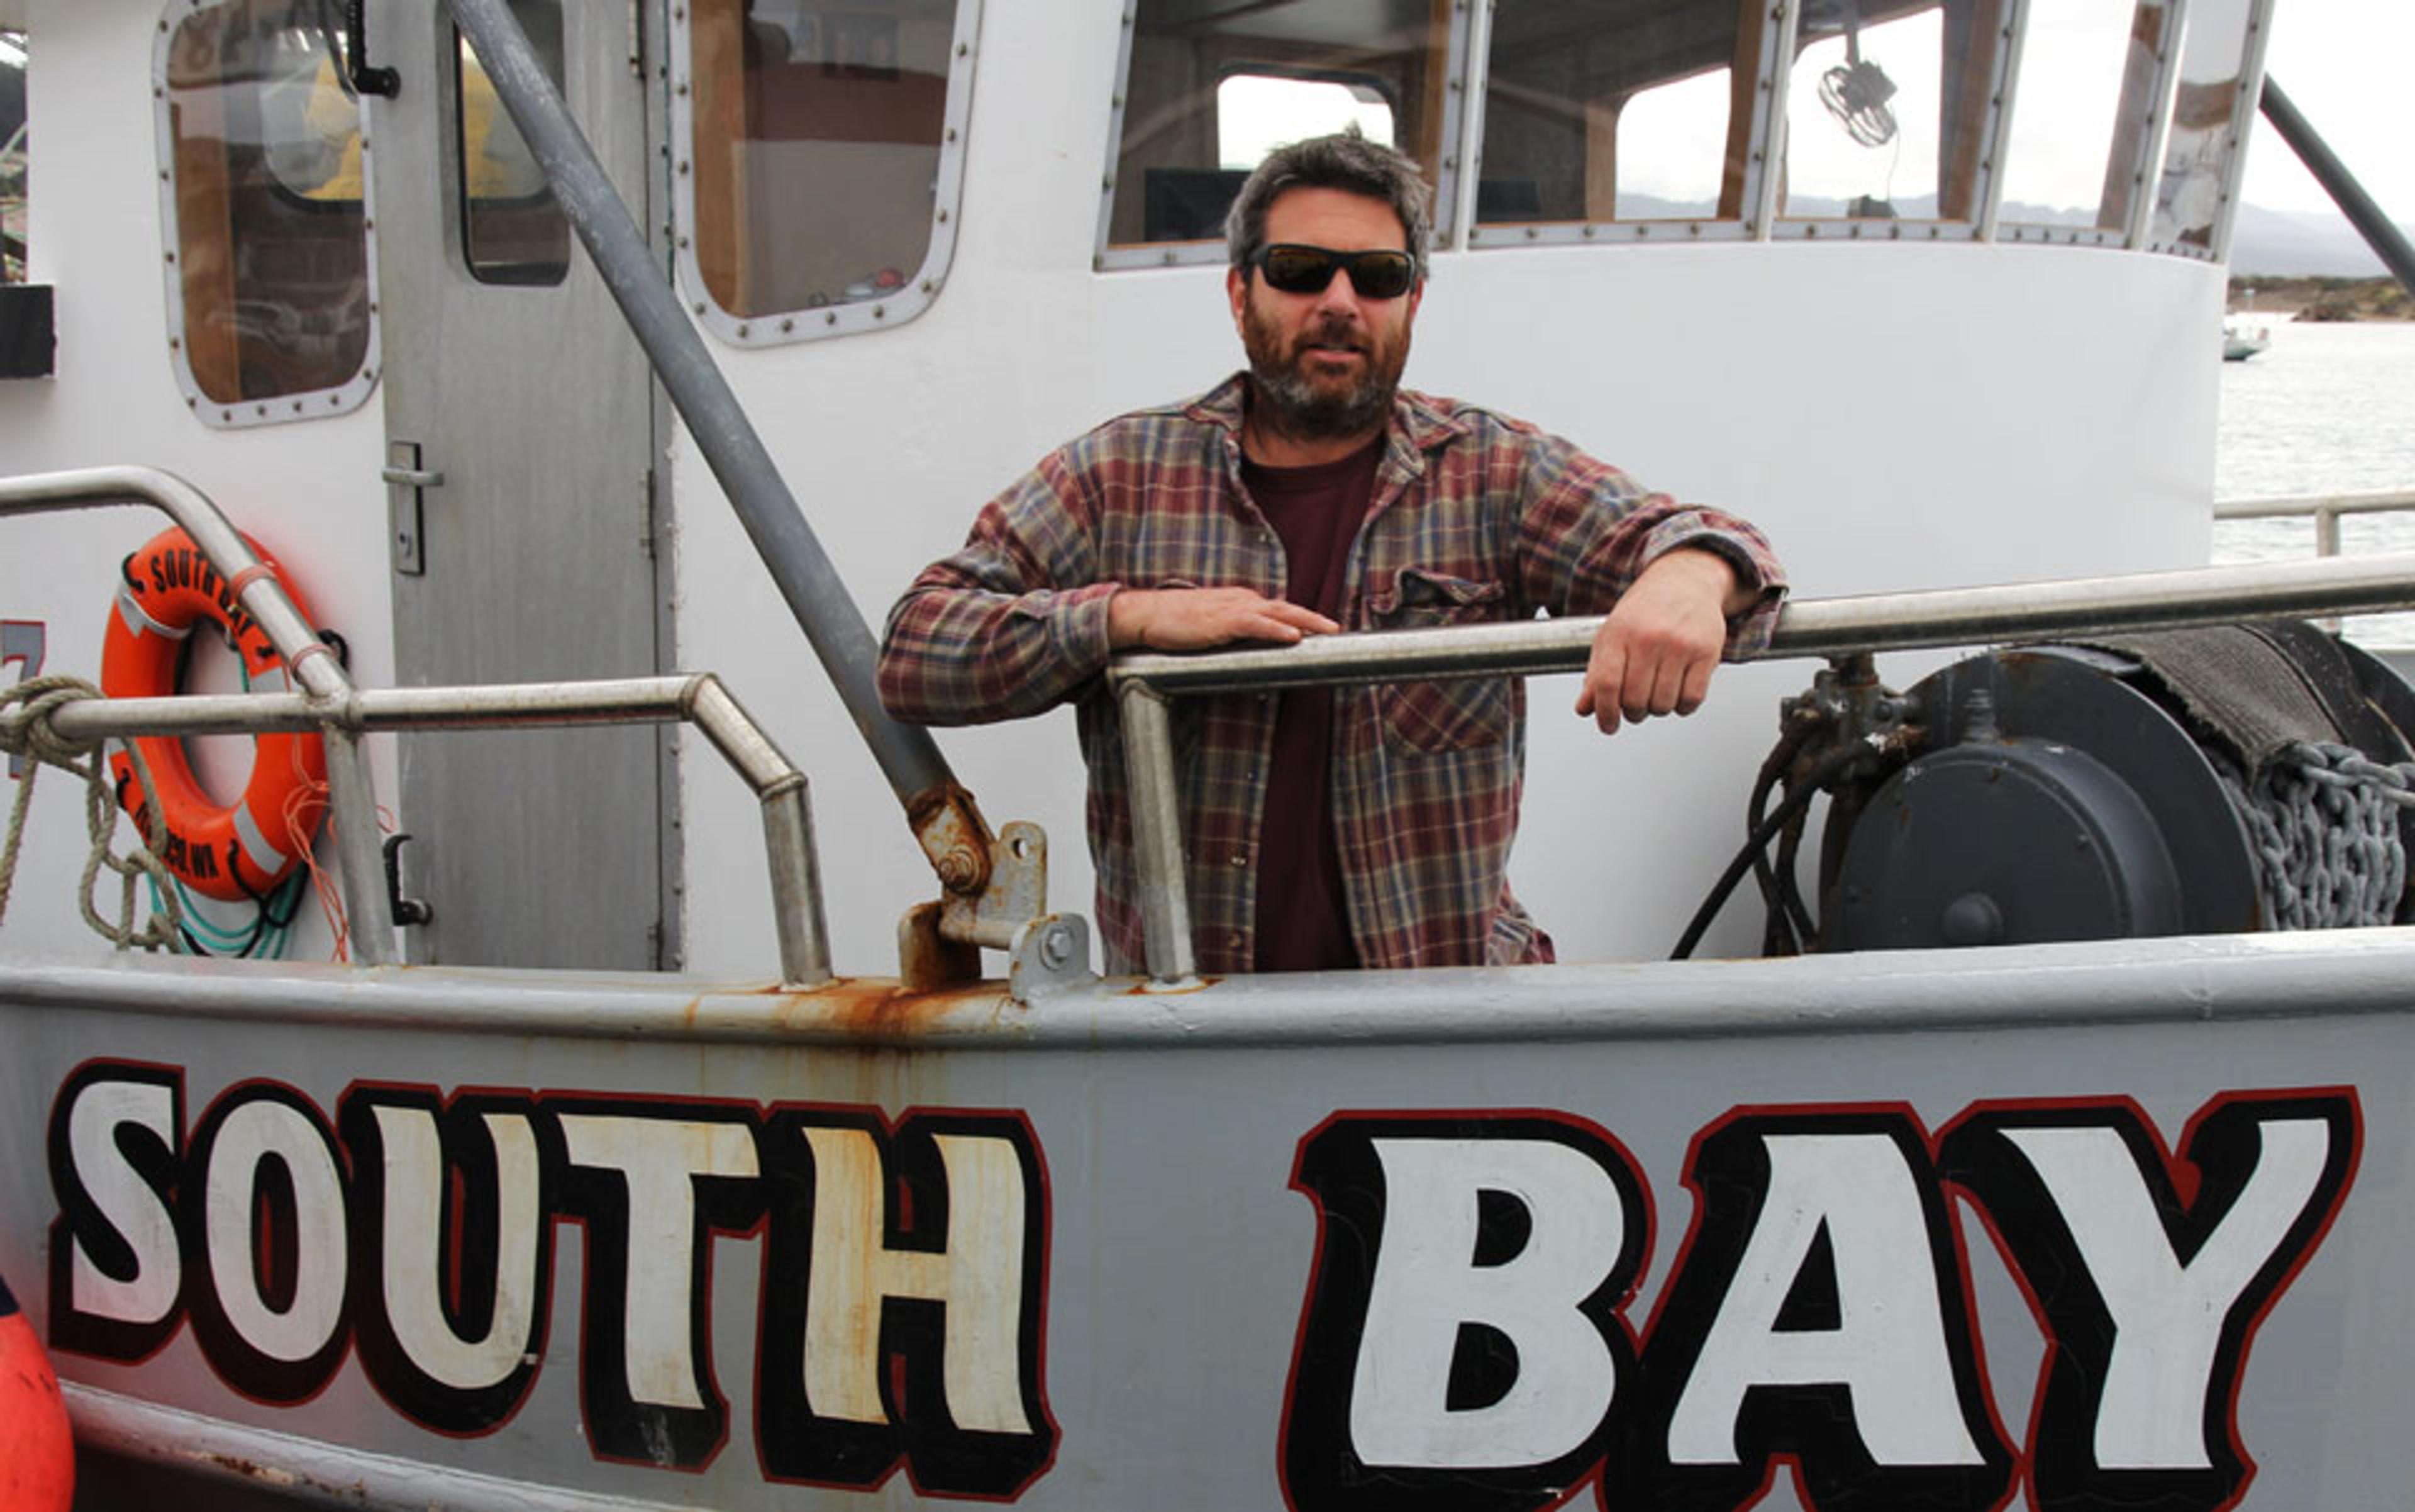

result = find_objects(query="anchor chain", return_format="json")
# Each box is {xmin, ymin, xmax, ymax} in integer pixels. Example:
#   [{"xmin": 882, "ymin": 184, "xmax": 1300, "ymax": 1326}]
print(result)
[
  {"xmin": 2217, "ymin": 740, "xmax": 2415, "ymax": 930},
  {"xmin": 0, "ymin": 675, "xmax": 184, "ymax": 950}
]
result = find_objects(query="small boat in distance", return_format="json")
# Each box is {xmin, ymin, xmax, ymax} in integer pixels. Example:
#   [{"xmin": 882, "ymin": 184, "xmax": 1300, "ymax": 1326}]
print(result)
[{"xmin": 2224, "ymin": 313, "xmax": 2274, "ymax": 360}]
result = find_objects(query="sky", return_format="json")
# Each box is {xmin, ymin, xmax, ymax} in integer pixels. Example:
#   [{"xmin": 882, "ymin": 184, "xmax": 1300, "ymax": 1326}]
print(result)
[{"xmin": 2239, "ymin": 1, "xmax": 2415, "ymax": 222}]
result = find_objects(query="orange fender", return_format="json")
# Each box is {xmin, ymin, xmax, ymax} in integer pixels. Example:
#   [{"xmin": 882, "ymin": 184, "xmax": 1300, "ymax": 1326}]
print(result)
[{"xmin": 0, "ymin": 1270, "xmax": 73, "ymax": 1512}]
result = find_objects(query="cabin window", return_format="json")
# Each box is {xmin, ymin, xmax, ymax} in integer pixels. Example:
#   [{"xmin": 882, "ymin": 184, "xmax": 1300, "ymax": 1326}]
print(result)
[
  {"xmin": 1776, "ymin": 0, "xmax": 2010, "ymax": 233},
  {"xmin": 456, "ymin": 0, "xmax": 570, "ymax": 286},
  {"xmin": 1996, "ymin": 0, "xmax": 2163, "ymax": 246},
  {"xmin": 675, "ymin": 0, "xmax": 977, "ymax": 345},
  {"xmin": 1472, "ymin": 0, "xmax": 1772, "ymax": 241},
  {"xmin": 1101, "ymin": 0, "xmax": 1464, "ymax": 269},
  {"xmin": 2, "ymin": 27, "xmax": 24, "ymax": 284},
  {"xmin": 2149, "ymin": 0, "xmax": 2258, "ymax": 258},
  {"xmin": 154, "ymin": 0, "xmax": 378, "ymax": 425}
]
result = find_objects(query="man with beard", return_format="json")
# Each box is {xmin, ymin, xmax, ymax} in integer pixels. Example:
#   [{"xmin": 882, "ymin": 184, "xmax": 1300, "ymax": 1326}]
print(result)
[{"xmin": 878, "ymin": 131, "xmax": 1784, "ymax": 975}]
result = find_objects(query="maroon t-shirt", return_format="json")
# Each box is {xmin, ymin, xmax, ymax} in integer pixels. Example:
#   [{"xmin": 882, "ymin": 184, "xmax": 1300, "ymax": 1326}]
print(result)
[{"xmin": 1241, "ymin": 438, "xmax": 1382, "ymax": 971}]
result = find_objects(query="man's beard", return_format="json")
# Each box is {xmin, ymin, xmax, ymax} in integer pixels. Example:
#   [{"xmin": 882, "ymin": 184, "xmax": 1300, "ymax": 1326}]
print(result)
[{"xmin": 1240, "ymin": 300, "xmax": 1408, "ymax": 442}]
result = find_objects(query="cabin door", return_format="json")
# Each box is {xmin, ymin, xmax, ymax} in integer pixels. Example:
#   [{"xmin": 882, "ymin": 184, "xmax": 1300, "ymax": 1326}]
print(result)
[{"xmin": 373, "ymin": 3, "xmax": 670, "ymax": 969}]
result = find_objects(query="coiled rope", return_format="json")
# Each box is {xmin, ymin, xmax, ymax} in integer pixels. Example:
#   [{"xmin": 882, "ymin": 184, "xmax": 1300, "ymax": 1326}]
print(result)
[
  {"xmin": 2218, "ymin": 740, "xmax": 2415, "ymax": 930},
  {"xmin": 0, "ymin": 675, "xmax": 184, "ymax": 949}
]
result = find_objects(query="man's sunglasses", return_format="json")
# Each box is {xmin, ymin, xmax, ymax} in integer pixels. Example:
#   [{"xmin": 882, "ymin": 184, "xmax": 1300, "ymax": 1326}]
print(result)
[{"xmin": 1250, "ymin": 244, "xmax": 1418, "ymax": 299}]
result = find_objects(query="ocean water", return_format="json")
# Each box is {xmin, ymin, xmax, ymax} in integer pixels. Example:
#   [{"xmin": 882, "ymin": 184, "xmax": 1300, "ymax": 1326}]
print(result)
[{"xmin": 2211, "ymin": 314, "xmax": 2415, "ymax": 643}]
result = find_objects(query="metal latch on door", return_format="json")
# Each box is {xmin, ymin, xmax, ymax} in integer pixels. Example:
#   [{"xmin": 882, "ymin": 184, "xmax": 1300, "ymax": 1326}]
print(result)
[{"xmin": 384, "ymin": 442, "xmax": 445, "ymax": 575}]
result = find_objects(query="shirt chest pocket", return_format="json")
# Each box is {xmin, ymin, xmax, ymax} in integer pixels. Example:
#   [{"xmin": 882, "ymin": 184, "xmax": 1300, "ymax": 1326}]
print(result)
[{"xmin": 1366, "ymin": 568, "xmax": 1513, "ymax": 753}]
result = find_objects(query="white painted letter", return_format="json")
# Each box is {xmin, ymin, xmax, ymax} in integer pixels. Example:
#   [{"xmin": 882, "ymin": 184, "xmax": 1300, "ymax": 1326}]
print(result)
[
  {"xmin": 1350, "ymin": 1137, "xmax": 1626, "ymax": 1468},
  {"xmin": 203, "ymin": 1099, "xmax": 350, "ymax": 1362},
  {"xmin": 67, "ymin": 1077, "xmax": 181, "ymax": 1325},
  {"xmin": 558, "ymin": 1113, "xmax": 758, "ymax": 1407},
  {"xmin": 1668, "ymin": 1132, "xmax": 1983, "ymax": 1467},
  {"xmin": 375, "ymin": 1106, "xmax": 544, "ymax": 1390},
  {"xmin": 800, "ymin": 1127, "xmax": 1033, "ymax": 1432},
  {"xmin": 2006, "ymin": 1119, "xmax": 2334, "ymax": 1469}
]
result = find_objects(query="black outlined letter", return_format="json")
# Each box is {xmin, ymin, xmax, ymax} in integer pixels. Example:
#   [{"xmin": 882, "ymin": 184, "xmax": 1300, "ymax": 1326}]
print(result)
[
  {"xmin": 547, "ymin": 1099, "xmax": 763, "ymax": 1470},
  {"xmin": 341, "ymin": 1087, "xmax": 552, "ymax": 1434},
  {"xmin": 180, "ymin": 1083, "xmax": 354, "ymax": 1403},
  {"xmin": 48, "ymin": 1061, "xmax": 185, "ymax": 1361},
  {"xmin": 1282, "ymin": 1113, "xmax": 1647, "ymax": 1512},
  {"xmin": 1628, "ymin": 1109, "xmax": 2013, "ymax": 1512},
  {"xmin": 1942, "ymin": 1092, "xmax": 2358, "ymax": 1512},
  {"xmin": 756, "ymin": 1106, "xmax": 1056, "ymax": 1499}
]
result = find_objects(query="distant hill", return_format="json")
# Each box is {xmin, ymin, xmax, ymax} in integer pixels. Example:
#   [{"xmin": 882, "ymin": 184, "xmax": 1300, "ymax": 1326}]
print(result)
[{"xmin": 2226, "ymin": 204, "xmax": 2405, "ymax": 278}]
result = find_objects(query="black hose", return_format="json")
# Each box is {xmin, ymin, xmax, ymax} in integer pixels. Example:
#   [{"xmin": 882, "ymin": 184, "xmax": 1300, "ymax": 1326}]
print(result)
[
  {"xmin": 1672, "ymin": 740, "xmax": 1874, "ymax": 961},
  {"xmin": 1770, "ymin": 798, "xmax": 1818, "ymax": 952},
  {"xmin": 1748, "ymin": 715, "xmax": 1818, "ymax": 947}
]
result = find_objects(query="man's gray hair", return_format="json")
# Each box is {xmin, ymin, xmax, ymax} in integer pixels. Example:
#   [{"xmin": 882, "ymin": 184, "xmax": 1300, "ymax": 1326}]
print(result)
[{"xmin": 1224, "ymin": 128, "xmax": 1433, "ymax": 284}]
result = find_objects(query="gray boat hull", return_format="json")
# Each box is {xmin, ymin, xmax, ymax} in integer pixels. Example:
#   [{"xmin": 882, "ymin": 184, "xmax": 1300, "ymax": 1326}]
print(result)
[{"xmin": 4, "ymin": 931, "xmax": 2405, "ymax": 1509}]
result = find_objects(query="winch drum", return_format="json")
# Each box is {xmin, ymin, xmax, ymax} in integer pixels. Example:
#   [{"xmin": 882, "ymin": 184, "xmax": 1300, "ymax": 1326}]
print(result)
[{"xmin": 1826, "ymin": 641, "xmax": 2415, "ymax": 951}]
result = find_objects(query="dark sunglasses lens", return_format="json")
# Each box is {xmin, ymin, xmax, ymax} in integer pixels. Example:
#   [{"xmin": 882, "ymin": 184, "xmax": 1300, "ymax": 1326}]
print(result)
[
  {"xmin": 1258, "ymin": 247, "xmax": 1415, "ymax": 297},
  {"xmin": 1350, "ymin": 252, "xmax": 1414, "ymax": 297},
  {"xmin": 1260, "ymin": 247, "xmax": 1339, "ymax": 293}
]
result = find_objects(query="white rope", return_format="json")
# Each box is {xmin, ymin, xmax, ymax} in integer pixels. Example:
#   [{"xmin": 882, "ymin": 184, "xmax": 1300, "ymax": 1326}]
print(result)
[{"xmin": 0, "ymin": 675, "xmax": 184, "ymax": 950}]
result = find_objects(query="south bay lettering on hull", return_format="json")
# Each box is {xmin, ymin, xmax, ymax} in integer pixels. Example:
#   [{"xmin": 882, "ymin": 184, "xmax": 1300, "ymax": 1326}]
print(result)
[{"xmin": 47, "ymin": 1063, "xmax": 2355, "ymax": 1511}]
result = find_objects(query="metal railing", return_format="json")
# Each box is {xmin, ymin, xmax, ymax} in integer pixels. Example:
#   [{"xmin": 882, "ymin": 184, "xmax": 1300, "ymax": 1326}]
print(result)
[
  {"xmin": 1109, "ymin": 552, "xmax": 2415, "ymax": 986},
  {"xmin": 2214, "ymin": 489, "xmax": 2415, "ymax": 559},
  {"xmin": 1, "ymin": 467, "xmax": 832, "ymax": 987}
]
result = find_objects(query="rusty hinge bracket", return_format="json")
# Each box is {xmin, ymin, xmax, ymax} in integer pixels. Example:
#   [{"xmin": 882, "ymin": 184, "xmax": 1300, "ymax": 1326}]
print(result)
[{"xmin": 899, "ymin": 783, "xmax": 1065, "ymax": 987}]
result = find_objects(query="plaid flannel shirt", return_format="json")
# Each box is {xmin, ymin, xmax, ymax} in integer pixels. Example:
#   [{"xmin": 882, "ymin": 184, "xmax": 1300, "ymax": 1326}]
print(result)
[{"xmin": 878, "ymin": 375, "xmax": 1786, "ymax": 974}]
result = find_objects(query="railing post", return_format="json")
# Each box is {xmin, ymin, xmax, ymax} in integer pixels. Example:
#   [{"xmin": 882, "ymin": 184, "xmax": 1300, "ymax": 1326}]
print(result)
[
  {"xmin": 758, "ymin": 775, "xmax": 833, "ymax": 987},
  {"xmin": 2317, "ymin": 506, "xmax": 2342, "ymax": 558},
  {"xmin": 687, "ymin": 675, "xmax": 831, "ymax": 987},
  {"xmin": 320, "ymin": 730, "xmax": 396, "ymax": 965},
  {"xmin": 1116, "ymin": 680, "xmax": 1197, "ymax": 987}
]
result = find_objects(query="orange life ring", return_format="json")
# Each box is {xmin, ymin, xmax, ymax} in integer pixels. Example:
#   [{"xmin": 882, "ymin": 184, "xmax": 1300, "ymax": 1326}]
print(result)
[{"xmin": 99, "ymin": 528, "xmax": 328, "ymax": 903}]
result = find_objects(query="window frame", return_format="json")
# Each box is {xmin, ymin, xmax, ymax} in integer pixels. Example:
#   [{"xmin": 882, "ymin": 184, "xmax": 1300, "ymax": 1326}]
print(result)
[
  {"xmin": 1761, "ymin": 0, "xmax": 2015, "ymax": 245},
  {"xmin": 669, "ymin": 0, "xmax": 983, "ymax": 348},
  {"xmin": 2145, "ymin": 0, "xmax": 2277, "ymax": 262},
  {"xmin": 1460, "ymin": 0, "xmax": 1787, "ymax": 250},
  {"xmin": 152, "ymin": 0, "xmax": 382, "ymax": 429},
  {"xmin": 1192, "ymin": 0, "xmax": 2270, "ymax": 269},
  {"xmin": 453, "ymin": 3, "xmax": 572, "ymax": 289},
  {"xmin": 1094, "ymin": 0, "xmax": 1473, "ymax": 273}
]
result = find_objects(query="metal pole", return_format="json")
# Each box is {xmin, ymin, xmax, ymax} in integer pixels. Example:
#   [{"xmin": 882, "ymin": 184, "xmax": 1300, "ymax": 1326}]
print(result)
[
  {"xmin": 2260, "ymin": 77, "xmax": 2415, "ymax": 300},
  {"xmin": 1116, "ymin": 681, "xmax": 1197, "ymax": 987},
  {"xmin": 1110, "ymin": 552, "xmax": 2415, "ymax": 696},
  {"xmin": 9, "ymin": 671, "xmax": 836, "ymax": 989},
  {"xmin": 2214, "ymin": 489, "xmax": 2415, "ymax": 523},
  {"xmin": 439, "ymin": 0, "xmax": 972, "ymax": 852},
  {"xmin": 689, "ymin": 675, "xmax": 831, "ymax": 986},
  {"xmin": 319, "ymin": 731, "xmax": 394, "ymax": 964},
  {"xmin": 757, "ymin": 775, "xmax": 833, "ymax": 987}
]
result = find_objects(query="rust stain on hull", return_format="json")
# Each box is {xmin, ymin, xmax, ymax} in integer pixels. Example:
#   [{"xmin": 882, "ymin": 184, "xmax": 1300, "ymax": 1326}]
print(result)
[{"xmin": 676, "ymin": 976, "xmax": 1009, "ymax": 1036}]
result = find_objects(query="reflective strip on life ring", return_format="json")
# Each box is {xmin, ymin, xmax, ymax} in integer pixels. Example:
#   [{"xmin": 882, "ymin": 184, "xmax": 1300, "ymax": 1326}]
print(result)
[
  {"xmin": 98, "ymin": 528, "xmax": 329, "ymax": 903},
  {"xmin": 113, "ymin": 582, "xmax": 192, "ymax": 643}
]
